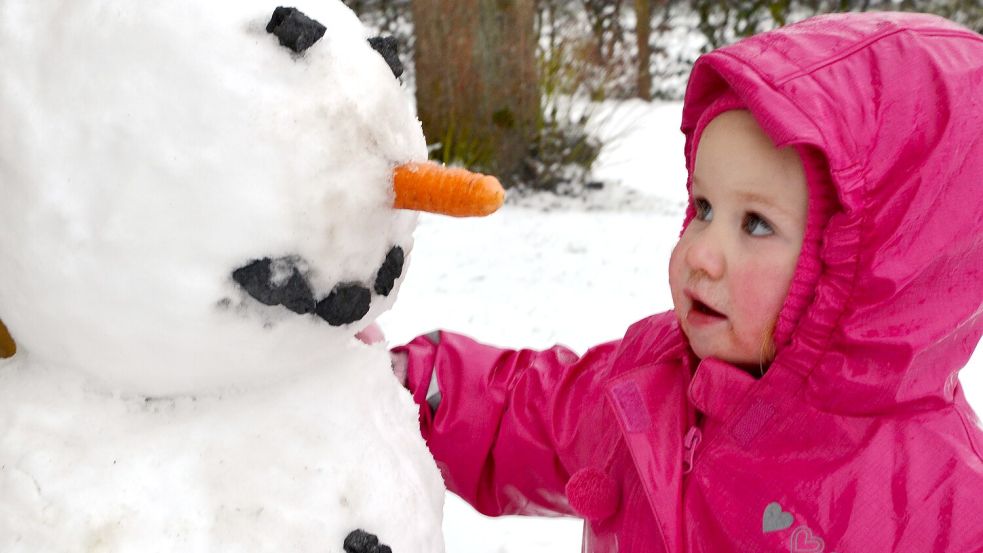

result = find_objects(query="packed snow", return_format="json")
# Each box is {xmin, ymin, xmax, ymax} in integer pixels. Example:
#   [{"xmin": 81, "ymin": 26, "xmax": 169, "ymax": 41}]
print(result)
[
  {"xmin": 0, "ymin": 1, "xmax": 444, "ymax": 551},
  {"xmin": 379, "ymin": 100, "xmax": 983, "ymax": 553},
  {"xmin": 0, "ymin": 0, "xmax": 425, "ymax": 395}
]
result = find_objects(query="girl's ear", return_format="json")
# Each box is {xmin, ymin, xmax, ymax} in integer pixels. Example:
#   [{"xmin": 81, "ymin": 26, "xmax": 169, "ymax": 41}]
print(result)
[{"xmin": 0, "ymin": 318, "xmax": 15, "ymax": 358}]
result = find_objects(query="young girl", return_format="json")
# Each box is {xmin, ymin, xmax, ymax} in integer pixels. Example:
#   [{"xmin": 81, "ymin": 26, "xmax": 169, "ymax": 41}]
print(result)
[{"xmin": 393, "ymin": 12, "xmax": 983, "ymax": 552}]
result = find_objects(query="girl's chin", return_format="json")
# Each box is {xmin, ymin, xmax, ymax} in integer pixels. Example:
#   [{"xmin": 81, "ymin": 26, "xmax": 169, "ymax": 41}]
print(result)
[{"xmin": 682, "ymin": 332, "xmax": 774, "ymax": 372}]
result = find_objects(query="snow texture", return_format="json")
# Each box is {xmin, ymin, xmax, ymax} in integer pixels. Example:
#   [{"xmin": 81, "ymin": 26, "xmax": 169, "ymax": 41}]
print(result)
[
  {"xmin": 0, "ymin": 0, "xmax": 425, "ymax": 395},
  {"xmin": 0, "ymin": 0, "xmax": 443, "ymax": 551}
]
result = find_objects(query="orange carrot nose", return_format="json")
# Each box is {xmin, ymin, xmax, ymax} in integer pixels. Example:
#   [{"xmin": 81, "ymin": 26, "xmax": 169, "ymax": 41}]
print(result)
[
  {"xmin": 0, "ymin": 318, "xmax": 15, "ymax": 359},
  {"xmin": 393, "ymin": 161, "xmax": 506, "ymax": 217}
]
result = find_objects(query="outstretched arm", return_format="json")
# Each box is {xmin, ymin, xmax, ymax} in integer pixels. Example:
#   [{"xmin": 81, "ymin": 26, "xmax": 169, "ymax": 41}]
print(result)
[{"xmin": 393, "ymin": 331, "xmax": 620, "ymax": 518}]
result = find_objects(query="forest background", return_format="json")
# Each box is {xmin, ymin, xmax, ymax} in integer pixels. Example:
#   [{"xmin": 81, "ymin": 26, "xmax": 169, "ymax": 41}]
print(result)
[{"xmin": 342, "ymin": 0, "xmax": 981, "ymax": 192}]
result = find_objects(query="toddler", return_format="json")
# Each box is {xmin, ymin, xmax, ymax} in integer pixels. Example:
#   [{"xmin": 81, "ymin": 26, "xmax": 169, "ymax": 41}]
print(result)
[{"xmin": 393, "ymin": 12, "xmax": 983, "ymax": 552}]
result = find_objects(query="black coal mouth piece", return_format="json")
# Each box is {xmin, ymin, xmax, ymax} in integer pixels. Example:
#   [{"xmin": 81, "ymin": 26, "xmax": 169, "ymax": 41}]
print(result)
[{"xmin": 231, "ymin": 246, "xmax": 404, "ymax": 326}]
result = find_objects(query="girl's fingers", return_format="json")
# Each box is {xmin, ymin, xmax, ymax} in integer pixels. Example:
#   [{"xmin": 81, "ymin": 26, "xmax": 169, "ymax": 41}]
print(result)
[{"xmin": 355, "ymin": 322, "xmax": 385, "ymax": 345}]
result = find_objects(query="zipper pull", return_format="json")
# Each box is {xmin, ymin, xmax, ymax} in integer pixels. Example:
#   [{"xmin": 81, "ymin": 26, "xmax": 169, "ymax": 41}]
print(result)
[{"xmin": 682, "ymin": 426, "xmax": 702, "ymax": 475}]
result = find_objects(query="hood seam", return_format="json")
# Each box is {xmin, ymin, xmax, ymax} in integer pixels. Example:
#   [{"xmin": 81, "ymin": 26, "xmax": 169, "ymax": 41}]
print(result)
[
  {"xmin": 775, "ymin": 27, "xmax": 907, "ymax": 86},
  {"xmin": 776, "ymin": 27, "xmax": 983, "ymax": 88}
]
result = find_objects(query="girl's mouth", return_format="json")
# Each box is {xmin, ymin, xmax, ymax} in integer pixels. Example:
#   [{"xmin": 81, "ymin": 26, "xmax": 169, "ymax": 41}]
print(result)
[
  {"xmin": 692, "ymin": 299, "xmax": 725, "ymax": 318},
  {"xmin": 682, "ymin": 289, "xmax": 727, "ymax": 327}
]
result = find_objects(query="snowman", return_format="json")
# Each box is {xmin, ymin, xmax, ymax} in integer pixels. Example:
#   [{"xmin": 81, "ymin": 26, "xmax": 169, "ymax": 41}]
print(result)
[{"xmin": 0, "ymin": 1, "xmax": 503, "ymax": 551}]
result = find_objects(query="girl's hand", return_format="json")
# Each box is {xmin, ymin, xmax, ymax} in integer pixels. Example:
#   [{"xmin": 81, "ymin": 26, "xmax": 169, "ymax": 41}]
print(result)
[
  {"xmin": 355, "ymin": 322, "xmax": 384, "ymax": 345},
  {"xmin": 391, "ymin": 351, "xmax": 409, "ymax": 387},
  {"xmin": 355, "ymin": 323, "xmax": 409, "ymax": 386}
]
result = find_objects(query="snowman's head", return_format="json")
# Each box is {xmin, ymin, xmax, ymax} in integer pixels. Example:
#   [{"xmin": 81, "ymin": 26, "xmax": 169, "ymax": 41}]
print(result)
[{"xmin": 0, "ymin": 0, "xmax": 502, "ymax": 395}]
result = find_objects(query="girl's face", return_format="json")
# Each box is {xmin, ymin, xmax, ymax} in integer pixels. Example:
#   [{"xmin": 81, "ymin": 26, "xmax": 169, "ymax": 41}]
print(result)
[{"xmin": 669, "ymin": 110, "xmax": 808, "ymax": 368}]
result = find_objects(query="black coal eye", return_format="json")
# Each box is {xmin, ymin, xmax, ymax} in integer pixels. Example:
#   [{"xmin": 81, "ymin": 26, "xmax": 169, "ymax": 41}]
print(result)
[
  {"xmin": 367, "ymin": 36, "xmax": 403, "ymax": 78},
  {"xmin": 266, "ymin": 7, "xmax": 326, "ymax": 54}
]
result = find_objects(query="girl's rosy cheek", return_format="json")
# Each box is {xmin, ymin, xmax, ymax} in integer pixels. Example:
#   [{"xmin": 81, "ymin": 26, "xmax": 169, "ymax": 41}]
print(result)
[
  {"xmin": 667, "ymin": 243, "xmax": 685, "ymax": 299},
  {"xmin": 732, "ymin": 262, "xmax": 793, "ymax": 326},
  {"xmin": 669, "ymin": 249, "xmax": 699, "ymax": 314}
]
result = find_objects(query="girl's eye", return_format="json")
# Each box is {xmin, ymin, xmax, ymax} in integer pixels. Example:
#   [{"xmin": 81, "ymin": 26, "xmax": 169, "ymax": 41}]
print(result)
[
  {"xmin": 694, "ymin": 198, "xmax": 713, "ymax": 221},
  {"xmin": 743, "ymin": 212, "xmax": 774, "ymax": 236}
]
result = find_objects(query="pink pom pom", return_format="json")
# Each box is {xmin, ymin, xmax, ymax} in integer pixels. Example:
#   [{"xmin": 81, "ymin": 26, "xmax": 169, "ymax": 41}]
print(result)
[{"xmin": 565, "ymin": 467, "xmax": 620, "ymax": 521}]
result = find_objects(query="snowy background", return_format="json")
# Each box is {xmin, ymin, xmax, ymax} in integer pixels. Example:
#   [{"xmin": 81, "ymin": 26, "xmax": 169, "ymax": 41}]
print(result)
[{"xmin": 377, "ymin": 99, "xmax": 983, "ymax": 552}]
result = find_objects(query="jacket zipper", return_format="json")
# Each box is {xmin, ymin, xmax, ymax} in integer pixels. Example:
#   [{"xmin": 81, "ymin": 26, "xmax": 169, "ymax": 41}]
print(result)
[{"xmin": 682, "ymin": 426, "xmax": 702, "ymax": 474}]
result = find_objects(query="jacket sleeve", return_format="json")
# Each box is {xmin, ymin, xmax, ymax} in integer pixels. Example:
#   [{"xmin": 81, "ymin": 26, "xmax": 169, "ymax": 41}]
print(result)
[{"xmin": 391, "ymin": 330, "xmax": 620, "ymax": 518}]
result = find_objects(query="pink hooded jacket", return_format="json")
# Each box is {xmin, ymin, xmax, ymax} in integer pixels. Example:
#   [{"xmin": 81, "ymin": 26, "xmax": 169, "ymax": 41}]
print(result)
[{"xmin": 395, "ymin": 13, "xmax": 983, "ymax": 552}]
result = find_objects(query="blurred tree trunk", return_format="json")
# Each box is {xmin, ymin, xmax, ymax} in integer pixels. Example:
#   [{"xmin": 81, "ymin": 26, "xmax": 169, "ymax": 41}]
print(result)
[
  {"xmin": 412, "ymin": 0, "xmax": 539, "ymax": 187},
  {"xmin": 635, "ymin": 0, "xmax": 653, "ymax": 100}
]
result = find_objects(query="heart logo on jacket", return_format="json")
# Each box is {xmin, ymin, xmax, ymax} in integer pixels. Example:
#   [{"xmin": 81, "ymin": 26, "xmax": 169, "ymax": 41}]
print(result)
[
  {"xmin": 762, "ymin": 502, "xmax": 794, "ymax": 533},
  {"xmin": 790, "ymin": 525, "xmax": 825, "ymax": 553}
]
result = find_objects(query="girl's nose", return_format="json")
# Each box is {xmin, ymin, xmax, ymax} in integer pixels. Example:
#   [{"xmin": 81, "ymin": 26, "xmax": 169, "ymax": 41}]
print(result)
[{"xmin": 684, "ymin": 226, "xmax": 725, "ymax": 280}]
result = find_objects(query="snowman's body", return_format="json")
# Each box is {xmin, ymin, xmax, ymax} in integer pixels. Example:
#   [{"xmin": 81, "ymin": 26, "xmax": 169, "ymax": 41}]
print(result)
[
  {"xmin": 0, "ymin": 352, "xmax": 443, "ymax": 552},
  {"xmin": 0, "ymin": 1, "xmax": 445, "ymax": 550}
]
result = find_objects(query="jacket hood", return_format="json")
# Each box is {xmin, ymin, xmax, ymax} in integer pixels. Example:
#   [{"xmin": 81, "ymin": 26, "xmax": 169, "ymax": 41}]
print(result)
[{"xmin": 680, "ymin": 13, "xmax": 983, "ymax": 415}]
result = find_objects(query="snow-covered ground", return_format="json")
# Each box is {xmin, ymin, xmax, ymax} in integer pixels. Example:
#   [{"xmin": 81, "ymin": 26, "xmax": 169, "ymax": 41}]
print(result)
[{"xmin": 377, "ymin": 100, "xmax": 983, "ymax": 552}]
